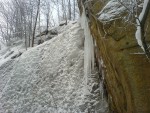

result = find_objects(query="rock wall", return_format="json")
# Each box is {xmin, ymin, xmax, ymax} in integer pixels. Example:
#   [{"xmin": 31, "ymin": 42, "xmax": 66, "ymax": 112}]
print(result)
[{"xmin": 78, "ymin": 0, "xmax": 150, "ymax": 113}]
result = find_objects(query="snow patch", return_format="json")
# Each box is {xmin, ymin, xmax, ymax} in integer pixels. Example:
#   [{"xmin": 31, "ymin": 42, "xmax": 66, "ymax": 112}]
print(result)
[
  {"xmin": 0, "ymin": 23, "xmax": 104, "ymax": 112},
  {"xmin": 97, "ymin": 0, "xmax": 126, "ymax": 22}
]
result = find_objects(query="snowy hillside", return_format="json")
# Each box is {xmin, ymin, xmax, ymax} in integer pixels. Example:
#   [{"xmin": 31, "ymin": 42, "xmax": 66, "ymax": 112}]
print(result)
[{"xmin": 0, "ymin": 22, "xmax": 108, "ymax": 113}]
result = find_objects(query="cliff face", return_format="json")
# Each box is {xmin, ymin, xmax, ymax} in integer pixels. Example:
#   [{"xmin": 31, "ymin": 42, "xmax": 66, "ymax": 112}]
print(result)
[{"xmin": 78, "ymin": 0, "xmax": 150, "ymax": 113}]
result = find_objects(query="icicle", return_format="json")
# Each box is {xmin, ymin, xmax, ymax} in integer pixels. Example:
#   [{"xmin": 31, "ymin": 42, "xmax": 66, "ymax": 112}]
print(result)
[
  {"xmin": 135, "ymin": 0, "xmax": 149, "ymax": 53},
  {"xmin": 135, "ymin": 19, "xmax": 145, "ymax": 51},
  {"xmin": 80, "ymin": 3, "xmax": 95, "ymax": 90}
]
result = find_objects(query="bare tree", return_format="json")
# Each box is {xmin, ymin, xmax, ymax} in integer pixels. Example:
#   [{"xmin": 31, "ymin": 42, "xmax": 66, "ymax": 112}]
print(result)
[
  {"xmin": 68, "ymin": 0, "xmax": 71, "ymax": 20},
  {"xmin": 32, "ymin": 0, "xmax": 40, "ymax": 47},
  {"xmin": 73, "ymin": 0, "xmax": 76, "ymax": 20},
  {"xmin": 0, "ymin": 0, "xmax": 79, "ymax": 48}
]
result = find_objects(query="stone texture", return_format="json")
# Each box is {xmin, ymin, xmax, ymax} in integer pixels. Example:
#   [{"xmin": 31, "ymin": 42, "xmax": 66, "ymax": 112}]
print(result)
[{"xmin": 78, "ymin": 0, "xmax": 150, "ymax": 113}]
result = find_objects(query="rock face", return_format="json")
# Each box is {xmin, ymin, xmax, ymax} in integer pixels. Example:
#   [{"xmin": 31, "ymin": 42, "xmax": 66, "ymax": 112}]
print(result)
[{"xmin": 78, "ymin": 0, "xmax": 150, "ymax": 113}]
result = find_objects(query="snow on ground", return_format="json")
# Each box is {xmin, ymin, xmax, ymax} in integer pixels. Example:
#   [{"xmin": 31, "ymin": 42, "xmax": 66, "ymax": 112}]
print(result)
[
  {"xmin": 0, "ymin": 23, "xmax": 107, "ymax": 113},
  {"xmin": 0, "ymin": 41, "xmax": 9, "ymax": 59},
  {"xmin": 0, "ymin": 40, "xmax": 26, "ymax": 109},
  {"xmin": 0, "ymin": 39, "xmax": 26, "ymax": 65},
  {"xmin": 52, "ymin": 21, "xmax": 78, "ymax": 34}
]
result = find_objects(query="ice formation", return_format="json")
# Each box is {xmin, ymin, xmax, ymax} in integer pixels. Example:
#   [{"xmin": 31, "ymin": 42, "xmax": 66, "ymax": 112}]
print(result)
[
  {"xmin": 80, "ymin": 4, "xmax": 95, "ymax": 90},
  {"xmin": 135, "ymin": 0, "xmax": 150, "ymax": 52}
]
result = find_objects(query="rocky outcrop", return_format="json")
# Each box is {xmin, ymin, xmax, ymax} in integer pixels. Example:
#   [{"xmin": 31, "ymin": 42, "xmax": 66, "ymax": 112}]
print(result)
[{"xmin": 78, "ymin": 0, "xmax": 150, "ymax": 113}]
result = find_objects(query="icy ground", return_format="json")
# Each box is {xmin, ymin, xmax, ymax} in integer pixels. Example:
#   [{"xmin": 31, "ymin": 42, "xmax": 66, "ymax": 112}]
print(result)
[{"xmin": 0, "ymin": 22, "xmax": 108, "ymax": 113}]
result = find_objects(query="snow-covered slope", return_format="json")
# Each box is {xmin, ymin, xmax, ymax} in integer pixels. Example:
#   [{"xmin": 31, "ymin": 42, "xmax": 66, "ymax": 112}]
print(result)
[
  {"xmin": 0, "ymin": 41, "xmax": 9, "ymax": 60},
  {"xmin": 0, "ymin": 23, "xmax": 107, "ymax": 113}
]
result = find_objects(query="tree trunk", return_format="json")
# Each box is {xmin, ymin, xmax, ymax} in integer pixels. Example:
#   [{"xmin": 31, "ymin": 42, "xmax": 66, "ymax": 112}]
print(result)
[
  {"xmin": 73, "ymin": 0, "xmax": 76, "ymax": 20},
  {"xmin": 62, "ymin": 0, "xmax": 67, "ymax": 24},
  {"xmin": 68, "ymin": 0, "xmax": 71, "ymax": 20},
  {"xmin": 32, "ymin": 0, "xmax": 40, "ymax": 47},
  {"xmin": 57, "ymin": 0, "xmax": 60, "ymax": 24},
  {"xmin": 24, "ymin": 17, "xmax": 27, "ymax": 50}
]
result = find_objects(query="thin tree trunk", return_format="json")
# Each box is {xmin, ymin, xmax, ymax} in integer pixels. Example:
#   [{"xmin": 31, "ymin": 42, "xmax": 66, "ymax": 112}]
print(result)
[
  {"xmin": 24, "ymin": 17, "xmax": 27, "ymax": 50},
  {"xmin": 73, "ymin": 0, "xmax": 76, "ymax": 20},
  {"xmin": 29, "ymin": 6, "xmax": 33, "ymax": 47},
  {"xmin": 62, "ymin": 0, "xmax": 67, "ymax": 24},
  {"xmin": 57, "ymin": 0, "xmax": 60, "ymax": 24},
  {"xmin": 46, "ymin": 3, "xmax": 50, "ymax": 34},
  {"xmin": 68, "ymin": 0, "xmax": 71, "ymax": 20},
  {"xmin": 39, "ymin": 7, "xmax": 42, "ymax": 39},
  {"xmin": 32, "ymin": 0, "xmax": 40, "ymax": 47}
]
